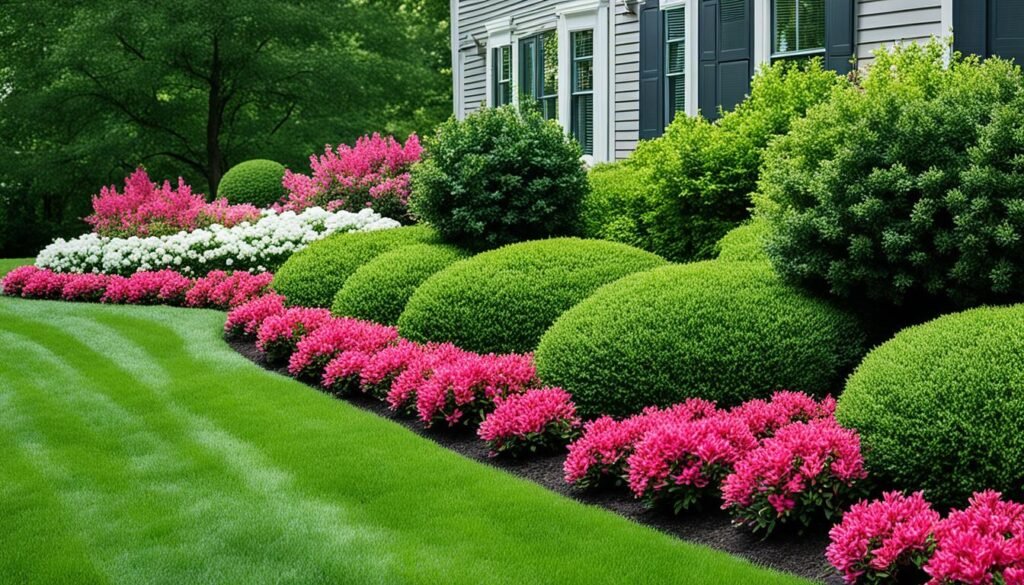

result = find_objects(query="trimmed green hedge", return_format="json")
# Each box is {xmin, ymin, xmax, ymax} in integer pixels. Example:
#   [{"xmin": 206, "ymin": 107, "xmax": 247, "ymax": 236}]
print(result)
[
  {"xmin": 535, "ymin": 261, "xmax": 867, "ymax": 418},
  {"xmin": 217, "ymin": 159, "xmax": 287, "ymax": 207},
  {"xmin": 272, "ymin": 226, "xmax": 437, "ymax": 308},
  {"xmin": 716, "ymin": 220, "xmax": 770, "ymax": 263},
  {"xmin": 837, "ymin": 304, "xmax": 1024, "ymax": 507},
  {"xmin": 331, "ymin": 243, "xmax": 468, "ymax": 325},
  {"xmin": 397, "ymin": 238, "xmax": 667, "ymax": 354}
]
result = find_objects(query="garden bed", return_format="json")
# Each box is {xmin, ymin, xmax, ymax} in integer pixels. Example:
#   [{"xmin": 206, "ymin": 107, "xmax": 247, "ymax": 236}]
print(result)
[{"xmin": 229, "ymin": 337, "xmax": 841, "ymax": 584}]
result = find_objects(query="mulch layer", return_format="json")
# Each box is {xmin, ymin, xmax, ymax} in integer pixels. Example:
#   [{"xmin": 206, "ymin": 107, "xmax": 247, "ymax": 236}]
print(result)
[{"xmin": 229, "ymin": 338, "xmax": 842, "ymax": 584}]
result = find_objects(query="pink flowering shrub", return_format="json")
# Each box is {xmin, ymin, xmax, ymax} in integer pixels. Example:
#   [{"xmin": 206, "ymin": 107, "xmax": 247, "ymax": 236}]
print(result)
[
  {"xmin": 729, "ymin": 391, "xmax": 836, "ymax": 439},
  {"xmin": 224, "ymin": 293, "xmax": 287, "ymax": 339},
  {"xmin": 827, "ymin": 491, "xmax": 940, "ymax": 585},
  {"xmin": 1, "ymin": 265, "xmax": 43, "ymax": 296},
  {"xmin": 924, "ymin": 490, "xmax": 1024, "ymax": 585},
  {"xmin": 322, "ymin": 350, "xmax": 377, "ymax": 395},
  {"xmin": 61, "ymin": 274, "xmax": 111, "ymax": 302},
  {"xmin": 87, "ymin": 167, "xmax": 259, "ymax": 237},
  {"xmin": 360, "ymin": 339, "xmax": 425, "ymax": 399},
  {"xmin": 414, "ymin": 352, "xmax": 538, "ymax": 428},
  {"xmin": 385, "ymin": 342, "xmax": 469, "ymax": 414},
  {"xmin": 287, "ymin": 318, "xmax": 399, "ymax": 379},
  {"xmin": 255, "ymin": 307, "xmax": 333, "ymax": 363},
  {"xmin": 721, "ymin": 418, "xmax": 868, "ymax": 535},
  {"xmin": 627, "ymin": 414, "xmax": 758, "ymax": 513},
  {"xmin": 203, "ymin": 271, "xmax": 274, "ymax": 309},
  {"xmin": 183, "ymin": 270, "xmax": 229, "ymax": 307},
  {"xmin": 563, "ymin": 399, "xmax": 718, "ymax": 489},
  {"xmin": 21, "ymin": 270, "xmax": 72, "ymax": 299},
  {"xmin": 278, "ymin": 133, "xmax": 422, "ymax": 219},
  {"xmin": 102, "ymin": 270, "xmax": 192, "ymax": 304},
  {"xmin": 478, "ymin": 388, "xmax": 581, "ymax": 457}
]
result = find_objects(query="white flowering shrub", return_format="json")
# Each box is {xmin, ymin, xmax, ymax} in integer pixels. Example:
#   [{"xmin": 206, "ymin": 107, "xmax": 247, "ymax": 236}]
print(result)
[{"xmin": 36, "ymin": 207, "xmax": 400, "ymax": 276}]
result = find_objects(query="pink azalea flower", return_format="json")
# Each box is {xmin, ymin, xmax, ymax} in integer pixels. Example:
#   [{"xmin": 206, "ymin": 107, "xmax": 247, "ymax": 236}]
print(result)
[{"xmin": 478, "ymin": 387, "xmax": 581, "ymax": 457}]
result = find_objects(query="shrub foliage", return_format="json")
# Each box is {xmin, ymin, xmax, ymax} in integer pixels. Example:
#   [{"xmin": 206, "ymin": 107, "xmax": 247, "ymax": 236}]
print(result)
[
  {"xmin": 756, "ymin": 41, "xmax": 1024, "ymax": 309},
  {"xmin": 397, "ymin": 238, "xmax": 667, "ymax": 354},
  {"xmin": 409, "ymin": 106, "xmax": 588, "ymax": 248},
  {"xmin": 217, "ymin": 159, "xmax": 287, "ymax": 207},
  {"xmin": 837, "ymin": 304, "xmax": 1024, "ymax": 507},
  {"xmin": 535, "ymin": 261, "xmax": 866, "ymax": 418},
  {"xmin": 715, "ymin": 220, "xmax": 770, "ymax": 263},
  {"xmin": 271, "ymin": 225, "xmax": 437, "ymax": 308},
  {"xmin": 331, "ymin": 243, "xmax": 468, "ymax": 325}
]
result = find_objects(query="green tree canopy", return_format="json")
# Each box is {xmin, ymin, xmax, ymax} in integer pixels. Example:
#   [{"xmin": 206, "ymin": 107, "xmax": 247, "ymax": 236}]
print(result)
[{"xmin": 0, "ymin": 0, "xmax": 451, "ymax": 255}]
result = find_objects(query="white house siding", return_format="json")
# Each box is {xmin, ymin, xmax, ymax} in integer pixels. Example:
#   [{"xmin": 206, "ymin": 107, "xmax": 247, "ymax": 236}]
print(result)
[
  {"xmin": 856, "ymin": 0, "xmax": 945, "ymax": 61},
  {"xmin": 614, "ymin": 4, "xmax": 641, "ymax": 160}
]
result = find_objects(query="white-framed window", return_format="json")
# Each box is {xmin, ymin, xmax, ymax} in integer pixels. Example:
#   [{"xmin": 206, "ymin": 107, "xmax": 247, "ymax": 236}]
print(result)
[
  {"xmin": 571, "ymin": 29, "xmax": 595, "ymax": 155},
  {"xmin": 556, "ymin": 0, "xmax": 610, "ymax": 163},
  {"xmin": 484, "ymin": 17, "xmax": 515, "ymax": 108},
  {"xmin": 664, "ymin": 6, "xmax": 687, "ymax": 122},
  {"xmin": 493, "ymin": 45, "xmax": 513, "ymax": 106},
  {"xmin": 519, "ymin": 30, "xmax": 559, "ymax": 120},
  {"xmin": 772, "ymin": 0, "xmax": 826, "ymax": 61}
]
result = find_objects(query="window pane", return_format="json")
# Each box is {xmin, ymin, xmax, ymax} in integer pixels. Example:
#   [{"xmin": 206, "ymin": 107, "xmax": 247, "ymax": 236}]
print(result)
[
  {"xmin": 668, "ymin": 75, "xmax": 685, "ymax": 121},
  {"xmin": 798, "ymin": 0, "xmax": 825, "ymax": 51},
  {"xmin": 667, "ymin": 41, "xmax": 685, "ymax": 75},
  {"xmin": 574, "ymin": 59, "xmax": 593, "ymax": 92},
  {"xmin": 666, "ymin": 7, "xmax": 686, "ymax": 41},
  {"xmin": 540, "ymin": 96, "xmax": 558, "ymax": 120},
  {"xmin": 542, "ymin": 31, "xmax": 558, "ymax": 97},
  {"xmin": 501, "ymin": 46, "xmax": 511, "ymax": 81},
  {"xmin": 773, "ymin": 0, "xmax": 825, "ymax": 54},
  {"xmin": 520, "ymin": 39, "xmax": 536, "ymax": 99},
  {"xmin": 573, "ymin": 30, "xmax": 594, "ymax": 58},
  {"xmin": 574, "ymin": 93, "xmax": 594, "ymax": 155},
  {"xmin": 774, "ymin": 0, "xmax": 797, "ymax": 53}
]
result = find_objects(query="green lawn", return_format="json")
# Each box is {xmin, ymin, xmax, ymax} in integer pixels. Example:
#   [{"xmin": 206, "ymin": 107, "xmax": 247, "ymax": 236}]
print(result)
[
  {"xmin": 0, "ymin": 257, "xmax": 33, "ymax": 277},
  {"xmin": 0, "ymin": 298, "xmax": 814, "ymax": 585}
]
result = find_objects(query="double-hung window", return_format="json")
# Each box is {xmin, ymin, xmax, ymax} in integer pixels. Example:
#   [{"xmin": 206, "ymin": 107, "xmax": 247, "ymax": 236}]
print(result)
[
  {"xmin": 772, "ymin": 0, "xmax": 826, "ymax": 62},
  {"xmin": 493, "ymin": 45, "xmax": 513, "ymax": 106},
  {"xmin": 519, "ymin": 31, "xmax": 559, "ymax": 120},
  {"xmin": 664, "ymin": 7, "xmax": 686, "ymax": 123},
  {"xmin": 571, "ymin": 29, "xmax": 595, "ymax": 155}
]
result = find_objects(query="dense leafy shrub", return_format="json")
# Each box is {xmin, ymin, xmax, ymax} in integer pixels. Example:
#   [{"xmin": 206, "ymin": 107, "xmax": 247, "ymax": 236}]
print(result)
[
  {"xmin": 535, "ymin": 261, "xmax": 866, "ymax": 418},
  {"xmin": 837, "ymin": 304, "xmax": 1024, "ymax": 507},
  {"xmin": 217, "ymin": 160, "xmax": 287, "ymax": 207},
  {"xmin": 397, "ymin": 238, "xmax": 667, "ymax": 354},
  {"xmin": 271, "ymin": 225, "xmax": 437, "ymax": 308},
  {"xmin": 756, "ymin": 41, "xmax": 1024, "ymax": 309},
  {"xmin": 409, "ymin": 106, "xmax": 588, "ymax": 248},
  {"xmin": 330, "ymin": 243, "xmax": 468, "ymax": 325},
  {"xmin": 715, "ymin": 220, "xmax": 770, "ymax": 262},
  {"xmin": 586, "ymin": 60, "xmax": 841, "ymax": 262},
  {"xmin": 279, "ymin": 133, "xmax": 421, "ymax": 220}
]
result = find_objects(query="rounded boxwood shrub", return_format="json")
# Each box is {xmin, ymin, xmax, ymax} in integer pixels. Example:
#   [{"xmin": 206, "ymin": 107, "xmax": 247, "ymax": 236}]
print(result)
[
  {"xmin": 756, "ymin": 41, "xmax": 1024, "ymax": 310},
  {"xmin": 217, "ymin": 159, "xmax": 287, "ymax": 207},
  {"xmin": 272, "ymin": 226, "xmax": 437, "ymax": 308},
  {"xmin": 409, "ymin": 106, "xmax": 588, "ymax": 249},
  {"xmin": 580, "ymin": 161, "xmax": 657, "ymax": 249},
  {"xmin": 716, "ymin": 220, "xmax": 770, "ymax": 263},
  {"xmin": 836, "ymin": 304, "xmax": 1024, "ymax": 507},
  {"xmin": 397, "ymin": 238, "xmax": 667, "ymax": 354},
  {"xmin": 535, "ymin": 261, "xmax": 867, "ymax": 418},
  {"xmin": 331, "ymin": 243, "xmax": 468, "ymax": 325}
]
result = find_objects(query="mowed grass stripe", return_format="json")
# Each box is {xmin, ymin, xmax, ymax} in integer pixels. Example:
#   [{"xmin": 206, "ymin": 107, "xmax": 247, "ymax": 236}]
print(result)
[{"xmin": 0, "ymin": 298, "xmax": 814, "ymax": 585}]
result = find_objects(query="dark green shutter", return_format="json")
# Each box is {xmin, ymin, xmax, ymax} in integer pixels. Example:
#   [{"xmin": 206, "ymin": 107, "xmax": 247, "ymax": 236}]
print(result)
[
  {"xmin": 954, "ymin": 0, "xmax": 987, "ymax": 57},
  {"xmin": 639, "ymin": 0, "xmax": 665, "ymax": 139},
  {"xmin": 990, "ymin": 0, "xmax": 1024, "ymax": 64},
  {"xmin": 699, "ymin": 0, "xmax": 752, "ymax": 120},
  {"xmin": 824, "ymin": 0, "xmax": 855, "ymax": 74}
]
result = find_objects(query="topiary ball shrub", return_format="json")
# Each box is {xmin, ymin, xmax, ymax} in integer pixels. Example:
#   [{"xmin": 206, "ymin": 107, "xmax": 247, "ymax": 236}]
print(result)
[
  {"xmin": 409, "ymin": 106, "xmax": 588, "ymax": 249},
  {"xmin": 331, "ymin": 243, "xmax": 468, "ymax": 325},
  {"xmin": 535, "ymin": 261, "xmax": 867, "ymax": 418},
  {"xmin": 716, "ymin": 220, "xmax": 770, "ymax": 263},
  {"xmin": 217, "ymin": 159, "xmax": 287, "ymax": 207},
  {"xmin": 836, "ymin": 304, "xmax": 1024, "ymax": 507},
  {"xmin": 756, "ymin": 41, "xmax": 1024, "ymax": 310},
  {"xmin": 397, "ymin": 238, "xmax": 667, "ymax": 354},
  {"xmin": 272, "ymin": 225, "xmax": 437, "ymax": 308}
]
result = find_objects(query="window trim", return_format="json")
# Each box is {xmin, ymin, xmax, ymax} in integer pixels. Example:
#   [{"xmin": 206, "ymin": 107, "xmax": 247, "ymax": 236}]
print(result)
[
  {"xmin": 659, "ymin": 0, "xmax": 697, "ymax": 120},
  {"xmin": 556, "ymin": 0, "xmax": 610, "ymax": 164},
  {"xmin": 663, "ymin": 5, "xmax": 688, "ymax": 124},
  {"xmin": 493, "ymin": 45, "xmax": 513, "ymax": 106},
  {"xmin": 484, "ymin": 17, "xmax": 515, "ymax": 108},
  {"xmin": 571, "ymin": 29, "xmax": 596, "ymax": 155}
]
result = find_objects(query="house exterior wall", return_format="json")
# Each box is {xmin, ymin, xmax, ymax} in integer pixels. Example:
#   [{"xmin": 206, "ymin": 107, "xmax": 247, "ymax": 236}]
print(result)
[{"xmin": 856, "ymin": 0, "xmax": 946, "ymax": 61}]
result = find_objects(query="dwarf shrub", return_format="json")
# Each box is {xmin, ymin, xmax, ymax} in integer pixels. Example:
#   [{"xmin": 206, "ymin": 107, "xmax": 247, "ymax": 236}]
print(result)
[
  {"xmin": 398, "ymin": 238, "xmax": 666, "ymax": 354},
  {"xmin": 271, "ymin": 225, "xmax": 437, "ymax": 308},
  {"xmin": 535, "ymin": 261, "xmax": 866, "ymax": 418},
  {"xmin": 331, "ymin": 243, "xmax": 468, "ymax": 325},
  {"xmin": 756, "ymin": 41, "xmax": 1024, "ymax": 309},
  {"xmin": 409, "ymin": 106, "xmax": 588, "ymax": 248},
  {"xmin": 837, "ymin": 304, "xmax": 1024, "ymax": 507},
  {"xmin": 716, "ymin": 220, "xmax": 770, "ymax": 262},
  {"xmin": 218, "ymin": 160, "xmax": 287, "ymax": 207}
]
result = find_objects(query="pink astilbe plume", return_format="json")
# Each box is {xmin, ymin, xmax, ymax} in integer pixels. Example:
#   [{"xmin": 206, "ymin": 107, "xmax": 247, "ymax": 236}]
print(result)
[
  {"xmin": 255, "ymin": 307, "xmax": 333, "ymax": 363},
  {"xmin": 414, "ymin": 351, "xmax": 537, "ymax": 428},
  {"xmin": 287, "ymin": 318, "xmax": 399, "ymax": 379},
  {"xmin": 478, "ymin": 387, "xmax": 581, "ymax": 457},
  {"xmin": 224, "ymin": 293, "xmax": 287, "ymax": 339},
  {"xmin": 827, "ymin": 491, "xmax": 940, "ymax": 585},
  {"xmin": 563, "ymin": 398, "xmax": 718, "ymax": 489}
]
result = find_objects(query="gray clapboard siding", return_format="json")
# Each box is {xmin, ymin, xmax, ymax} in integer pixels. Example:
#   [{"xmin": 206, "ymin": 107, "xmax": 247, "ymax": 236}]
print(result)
[
  {"xmin": 614, "ymin": 3, "xmax": 641, "ymax": 159},
  {"xmin": 856, "ymin": 0, "xmax": 945, "ymax": 60}
]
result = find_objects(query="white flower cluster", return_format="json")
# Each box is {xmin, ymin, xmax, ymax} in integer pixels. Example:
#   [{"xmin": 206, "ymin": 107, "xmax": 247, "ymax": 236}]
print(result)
[{"xmin": 36, "ymin": 207, "xmax": 400, "ymax": 276}]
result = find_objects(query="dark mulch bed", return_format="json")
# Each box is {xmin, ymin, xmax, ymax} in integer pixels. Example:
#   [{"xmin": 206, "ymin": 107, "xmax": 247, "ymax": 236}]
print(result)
[{"xmin": 229, "ymin": 338, "xmax": 841, "ymax": 584}]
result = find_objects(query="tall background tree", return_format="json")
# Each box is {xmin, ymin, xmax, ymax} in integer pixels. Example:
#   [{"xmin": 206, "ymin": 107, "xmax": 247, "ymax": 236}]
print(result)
[{"xmin": 0, "ymin": 0, "xmax": 451, "ymax": 256}]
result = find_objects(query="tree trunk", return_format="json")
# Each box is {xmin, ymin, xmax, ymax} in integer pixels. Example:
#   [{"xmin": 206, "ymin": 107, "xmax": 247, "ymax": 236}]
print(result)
[{"xmin": 206, "ymin": 36, "xmax": 226, "ymax": 198}]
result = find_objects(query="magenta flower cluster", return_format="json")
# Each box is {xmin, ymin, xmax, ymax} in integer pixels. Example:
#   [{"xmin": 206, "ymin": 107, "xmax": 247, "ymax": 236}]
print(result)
[
  {"xmin": 828, "ymin": 490, "xmax": 1024, "ymax": 585},
  {"xmin": 87, "ymin": 167, "xmax": 260, "ymax": 237},
  {"xmin": 477, "ymin": 388, "xmax": 581, "ymax": 457},
  {"xmin": 2, "ymin": 266, "xmax": 272, "ymax": 309},
  {"xmin": 227, "ymin": 295, "xmax": 573, "ymax": 451},
  {"xmin": 278, "ymin": 133, "xmax": 422, "ymax": 220}
]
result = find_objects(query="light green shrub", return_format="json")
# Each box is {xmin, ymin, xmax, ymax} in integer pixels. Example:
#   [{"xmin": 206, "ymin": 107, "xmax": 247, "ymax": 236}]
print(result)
[
  {"xmin": 217, "ymin": 159, "xmax": 287, "ymax": 207},
  {"xmin": 716, "ymin": 220, "xmax": 770, "ymax": 262},
  {"xmin": 397, "ymin": 238, "xmax": 667, "ymax": 354}
]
